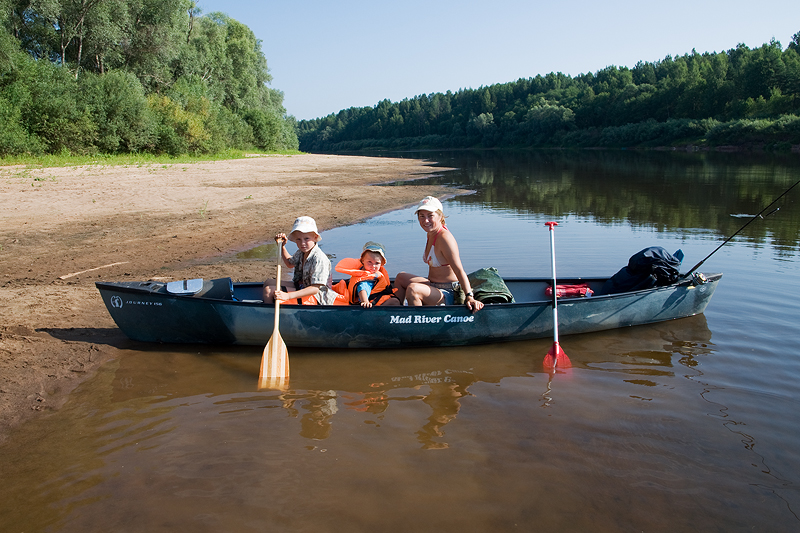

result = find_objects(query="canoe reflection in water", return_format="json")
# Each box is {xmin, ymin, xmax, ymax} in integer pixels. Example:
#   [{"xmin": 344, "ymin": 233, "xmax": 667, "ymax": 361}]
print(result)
[
  {"xmin": 101, "ymin": 315, "xmax": 714, "ymax": 449},
  {"xmin": 107, "ymin": 312, "xmax": 713, "ymax": 451}
]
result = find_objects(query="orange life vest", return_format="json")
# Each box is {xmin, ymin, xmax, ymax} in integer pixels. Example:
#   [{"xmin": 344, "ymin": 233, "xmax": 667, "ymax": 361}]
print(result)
[{"xmin": 332, "ymin": 258, "xmax": 395, "ymax": 305}]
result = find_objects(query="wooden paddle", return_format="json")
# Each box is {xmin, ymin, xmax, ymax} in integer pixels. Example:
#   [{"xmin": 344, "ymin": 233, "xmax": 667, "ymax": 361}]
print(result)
[
  {"xmin": 543, "ymin": 222, "xmax": 571, "ymax": 370},
  {"xmin": 259, "ymin": 240, "xmax": 289, "ymax": 389}
]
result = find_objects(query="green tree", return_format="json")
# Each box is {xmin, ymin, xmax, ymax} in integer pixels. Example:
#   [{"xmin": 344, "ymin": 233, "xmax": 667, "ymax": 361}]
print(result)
[
  {"xmin": 75, "ymin": 0, "xmax": 129, "ymax": 73},
  {"xmin": 122, "ymin": 0, "xmax": 191, "ymax": 92}
]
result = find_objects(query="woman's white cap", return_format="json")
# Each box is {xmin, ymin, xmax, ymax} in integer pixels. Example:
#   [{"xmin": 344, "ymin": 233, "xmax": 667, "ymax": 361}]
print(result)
[
  {"xmin": 415, "ymin": 196, "xmax": 443, "ymax": 214},
  {"xmin": 289, "ymin": 216, "xmax": 321, "ymax": 241}
]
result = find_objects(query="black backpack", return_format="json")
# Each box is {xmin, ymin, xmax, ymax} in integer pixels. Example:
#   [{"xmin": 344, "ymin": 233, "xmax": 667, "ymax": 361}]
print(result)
[{"xmin": 598, "ymin": 247, "xmax": 683, "ymax": 295}]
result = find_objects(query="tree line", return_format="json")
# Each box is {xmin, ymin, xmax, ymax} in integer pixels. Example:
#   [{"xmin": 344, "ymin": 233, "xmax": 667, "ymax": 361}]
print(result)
[
  {"xmin": 0, "ymin": 0, "xmax": 298, "ymax": 157},
  {"xmin": 298, "ymin": 33, "xmax": 800, "ymax": 152}
]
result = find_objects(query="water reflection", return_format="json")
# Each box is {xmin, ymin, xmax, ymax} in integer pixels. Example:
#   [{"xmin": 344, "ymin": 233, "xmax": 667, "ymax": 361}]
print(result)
[
  {"xmin": 398, "ymin": 150, "xmax": 800, "ymax": 248},
  {"xmin": 0, "ymin": 314, "xmax": 730, "ymax": 532},
  {"xmin": 95, "ymin": 313, "xmax": 715, "ymax": 454}
]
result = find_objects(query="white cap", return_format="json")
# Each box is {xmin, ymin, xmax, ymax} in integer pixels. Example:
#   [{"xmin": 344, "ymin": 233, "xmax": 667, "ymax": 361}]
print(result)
[
  {"xmin": 289, "ymin": 216, "xmax": 321, "ymax": 241},
  {"xmin": 415, "ymin": 196, "xmax": 443, "ymax": 214}
]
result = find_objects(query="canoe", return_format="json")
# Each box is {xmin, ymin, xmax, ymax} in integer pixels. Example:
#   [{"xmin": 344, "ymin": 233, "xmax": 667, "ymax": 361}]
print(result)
[{"xmin": 95, "ymin": 272, "xmax": 721, "ymax": 348}]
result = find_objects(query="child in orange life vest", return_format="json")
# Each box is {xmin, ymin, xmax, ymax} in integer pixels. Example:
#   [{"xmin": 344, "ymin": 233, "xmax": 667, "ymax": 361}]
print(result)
[
  {"xmin": 262, "ymin": 216, "xmax": 338, "ymax": 305},
  {"xmin": 332, "ymin": 242, "xmax": 399, "ymax": 307}
]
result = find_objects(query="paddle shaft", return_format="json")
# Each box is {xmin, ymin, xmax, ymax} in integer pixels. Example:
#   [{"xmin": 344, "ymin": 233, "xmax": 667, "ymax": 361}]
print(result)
[
  {"xmin": 273, "ymin": 261, "xmax": 282, "ymax": 333},
  {"xmin": 547, "ymin": 222, "xmax": 560, "ymax": 344}
]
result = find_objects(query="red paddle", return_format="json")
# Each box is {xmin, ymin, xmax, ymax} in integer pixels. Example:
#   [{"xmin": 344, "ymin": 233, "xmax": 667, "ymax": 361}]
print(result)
[{"xmin": 543, "ymin": 222, "xmax": 571, "ymax": 369}]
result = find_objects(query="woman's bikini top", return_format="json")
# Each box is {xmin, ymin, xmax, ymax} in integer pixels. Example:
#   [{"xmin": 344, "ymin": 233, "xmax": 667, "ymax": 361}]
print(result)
[{"xmin": 424, "ymin": 226, "xmax": 450, "ymax": 268}]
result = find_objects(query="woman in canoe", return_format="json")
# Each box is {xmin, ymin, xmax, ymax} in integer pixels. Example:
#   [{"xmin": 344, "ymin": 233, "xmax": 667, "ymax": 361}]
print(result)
[{"xmin": 394, "ymin": 196, "xmax": 483, "ymax": 313}]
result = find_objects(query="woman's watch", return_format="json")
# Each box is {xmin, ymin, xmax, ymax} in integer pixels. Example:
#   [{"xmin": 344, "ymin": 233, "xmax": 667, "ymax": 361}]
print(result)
[{"xmin": 466, "ymin": 291, "xmax": 474, "ymax": 299}]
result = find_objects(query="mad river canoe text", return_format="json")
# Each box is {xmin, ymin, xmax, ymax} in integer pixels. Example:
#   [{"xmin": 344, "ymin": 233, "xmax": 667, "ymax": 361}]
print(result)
[{"xmin": 390, "ymin": 314, "xmax": 475, "ymax": 324}]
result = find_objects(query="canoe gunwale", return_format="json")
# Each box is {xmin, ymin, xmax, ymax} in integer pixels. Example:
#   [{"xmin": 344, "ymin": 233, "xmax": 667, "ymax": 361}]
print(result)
[{"xmin": 95, "ymin": 273, "xmax": 719, "ymax": 307}]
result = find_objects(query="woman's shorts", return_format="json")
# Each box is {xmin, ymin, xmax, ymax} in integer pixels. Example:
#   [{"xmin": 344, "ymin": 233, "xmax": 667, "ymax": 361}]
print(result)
[{"xmin": 430, "ymin": 281, "xmax": 460, "ymax": 305}]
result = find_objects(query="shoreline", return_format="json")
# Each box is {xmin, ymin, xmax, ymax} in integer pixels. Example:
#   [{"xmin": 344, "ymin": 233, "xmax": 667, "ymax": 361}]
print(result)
[{"xmin": 0, "ymin": 153, "xmax": 459, "ymax": 444}]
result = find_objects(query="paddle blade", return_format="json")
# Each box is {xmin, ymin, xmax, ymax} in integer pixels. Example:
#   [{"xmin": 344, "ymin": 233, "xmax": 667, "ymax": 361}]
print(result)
[
  {"xmin": 259, "ymin": 335, "xmax": 289, "ymax": 390},
  {"xmin": 259, "ymin": 375, "xmax": 289, "ymax": 391},
  {"xmin": 543, "ymin": 342, "xmax": 571, "ymax": 369}
]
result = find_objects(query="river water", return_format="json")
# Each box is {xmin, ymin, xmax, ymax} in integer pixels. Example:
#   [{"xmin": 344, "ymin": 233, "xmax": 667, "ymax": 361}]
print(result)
[{"xmin": 2, "ymin": 150, "xmax": 799, "ymax": 532}]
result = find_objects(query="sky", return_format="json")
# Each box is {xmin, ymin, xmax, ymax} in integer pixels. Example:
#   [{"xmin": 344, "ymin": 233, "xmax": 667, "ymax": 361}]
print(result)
[{"xmin": 198, "ymin": 0, "xmax": 800, "ymax": 121}]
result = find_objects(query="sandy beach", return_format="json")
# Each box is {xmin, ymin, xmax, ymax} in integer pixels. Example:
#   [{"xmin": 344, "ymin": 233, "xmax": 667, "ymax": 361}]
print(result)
[{"xmin": 0, "ymin": 153, "xmax": 457, "ymax": 443}]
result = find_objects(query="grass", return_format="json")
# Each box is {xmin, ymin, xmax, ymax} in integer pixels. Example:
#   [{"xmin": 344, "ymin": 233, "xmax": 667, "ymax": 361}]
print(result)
[{"xmin": 0, "ymin": 149, "xmax": 305, "ymax": 169}]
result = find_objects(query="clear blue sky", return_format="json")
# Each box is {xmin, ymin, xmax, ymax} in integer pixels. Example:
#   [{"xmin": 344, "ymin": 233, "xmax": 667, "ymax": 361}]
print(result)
[{"xmin": 198, "ymin": 0, "xmax": 800, "ymax": 121}]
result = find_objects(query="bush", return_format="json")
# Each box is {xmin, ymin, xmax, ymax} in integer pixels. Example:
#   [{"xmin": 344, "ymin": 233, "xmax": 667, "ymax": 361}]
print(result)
[
  {"xmin": 79, "ymin": 70, "xmax": 157, "ymax": 153},
  {"xmin": 0, "ymin": 94, "xmax": 44, "ymax": 155},
  {"xmin": 242, "ymin": 107, "xmax": 282, "ymax": 150},
  {"xmin": 213, "ymin": 106, "xmax": 255, "ymax": 151},
  {"xmin": 147, "ymin": 77, "xmax": 218, "ymax": 155},
  {"xmin": 9, "ymin": 60, "xmax": 95, "ymax": 154},
  {"xmin": 706, "ymin": 114, "xmax": 800, "ymax": 145},
  {"xmin": 147, "ymin": 94, "xmax": 199, "ymax": 155}
]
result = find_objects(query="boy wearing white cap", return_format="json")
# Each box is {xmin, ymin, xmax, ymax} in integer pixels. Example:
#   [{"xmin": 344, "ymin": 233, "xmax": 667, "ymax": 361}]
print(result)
[
  {"xmin": 263, "ymin": 216, "xmax": 338, "ymax": 305},
  {"xmin": 394, "ymin": 196, "xmax": 483, "ymax": 313}
]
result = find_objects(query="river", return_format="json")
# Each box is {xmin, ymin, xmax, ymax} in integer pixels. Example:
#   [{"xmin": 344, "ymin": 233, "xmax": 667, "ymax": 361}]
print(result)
[{"xmin": 1, "ymin": 149, "xmax": 799, "ymax": 532}]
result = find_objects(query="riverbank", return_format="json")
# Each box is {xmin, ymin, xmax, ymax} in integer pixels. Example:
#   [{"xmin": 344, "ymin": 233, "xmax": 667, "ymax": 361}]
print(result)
[{"xmin": 0, "ymin": 154, "xmax": 456, "ymax": 444}]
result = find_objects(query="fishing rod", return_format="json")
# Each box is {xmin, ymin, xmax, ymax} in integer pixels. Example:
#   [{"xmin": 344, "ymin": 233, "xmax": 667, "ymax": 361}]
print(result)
[{"xmin": 684, "ymin": 177, "xmax": 800, "ymax": 277}]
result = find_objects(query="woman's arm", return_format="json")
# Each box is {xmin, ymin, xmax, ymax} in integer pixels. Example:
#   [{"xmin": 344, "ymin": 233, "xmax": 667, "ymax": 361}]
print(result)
[{"xmin": 439, "ymin": 232, "xmax": 484, "ymax": 312}]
